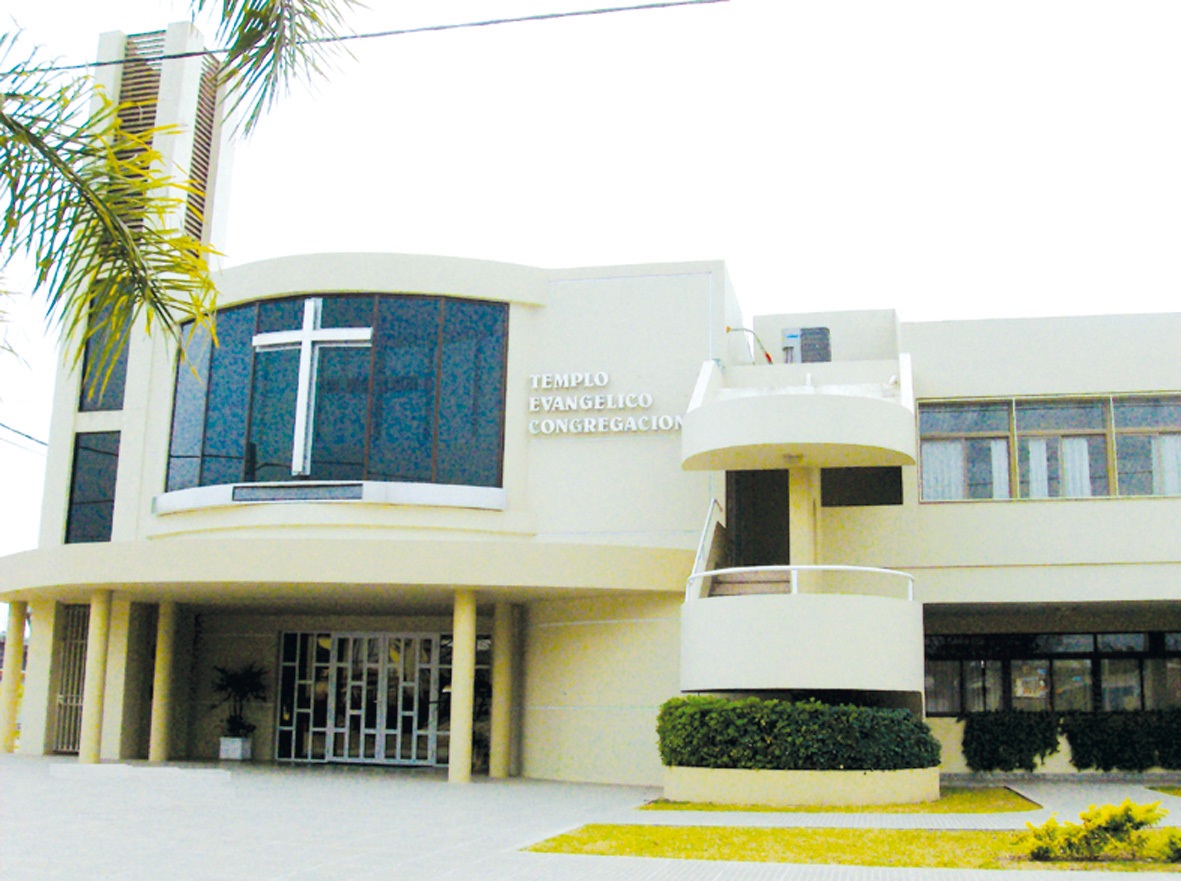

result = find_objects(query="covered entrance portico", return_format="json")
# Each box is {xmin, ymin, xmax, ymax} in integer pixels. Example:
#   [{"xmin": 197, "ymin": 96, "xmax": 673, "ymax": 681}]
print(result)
[{"xmin": 1, "ymin": 536, "xmax": 690, "ymax": 785}]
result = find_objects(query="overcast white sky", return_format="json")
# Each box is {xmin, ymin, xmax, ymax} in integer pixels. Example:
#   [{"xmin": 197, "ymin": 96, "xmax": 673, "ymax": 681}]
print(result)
[{"xmin": 2, "ymin": 0, "xmax": 1181, "ymax": 563}]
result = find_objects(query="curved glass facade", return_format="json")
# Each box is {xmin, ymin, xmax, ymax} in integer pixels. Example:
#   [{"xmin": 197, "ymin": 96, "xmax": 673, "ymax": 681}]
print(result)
[{"xmin": 166, "ymin": 294, "xmax": 508, "ymax": 491}]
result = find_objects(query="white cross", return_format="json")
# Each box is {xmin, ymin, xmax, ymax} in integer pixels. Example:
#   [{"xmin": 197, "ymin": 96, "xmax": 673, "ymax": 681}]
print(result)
[{"xmin": 252, "ymin": 297, "xmax": 372, "ymax": 477}]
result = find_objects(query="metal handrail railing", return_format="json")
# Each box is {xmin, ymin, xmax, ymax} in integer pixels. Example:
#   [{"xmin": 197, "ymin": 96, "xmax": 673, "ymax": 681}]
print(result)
[
  {"xmin": 686, "ymin": 564, "xmax": 914, "ymax": 601},
  {"xmin": 686, "ymin": 498, "xmax": 724, "ymax": 600}
]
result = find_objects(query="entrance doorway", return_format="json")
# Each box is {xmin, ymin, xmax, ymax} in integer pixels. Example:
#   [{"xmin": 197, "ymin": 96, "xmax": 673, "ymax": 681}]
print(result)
[
  {"xmin": 726, "ymin": 470, "xmax": 790, "ymax": 566},
  {"xmin": 275, "ymin": 631, "xmax": 490, "ymax": 766},
  {"xmin": 52, "ymin": 605, "xmax": 90, "ymax": 754}
]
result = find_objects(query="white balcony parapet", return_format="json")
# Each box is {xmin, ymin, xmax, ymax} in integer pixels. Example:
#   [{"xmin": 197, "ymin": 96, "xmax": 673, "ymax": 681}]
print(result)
[
  {"xmin": 681, "ymin": 357, "xmax": 917, "ymax": 471},
  {"xmin": 685, "ymin": 564, "xmax": 914, "ymax": 602}
]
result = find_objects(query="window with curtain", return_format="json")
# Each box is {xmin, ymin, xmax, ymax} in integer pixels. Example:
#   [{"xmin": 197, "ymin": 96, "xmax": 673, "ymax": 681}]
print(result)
[
  {"xmin": 918, "ymin": 402, "xmax": 1011, "ymax": 500},
  {"xmin": 1016, "ymin": 400, "xmax": 1108, "ymax": 498},
  {"xmin": 916, "ymin": 396, "xmax": 1181, "ymax": 501},
  {"xmin": 1114, "ymin": 396, "xmax": 1181, "ymax": 496}
]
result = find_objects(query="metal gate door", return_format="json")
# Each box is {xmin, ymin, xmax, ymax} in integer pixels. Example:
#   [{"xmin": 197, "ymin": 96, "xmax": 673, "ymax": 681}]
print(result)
[
  {"xmin": 53, "ymin": 605, "xmax": 89, "ymax": 754},
  {"xmin": 326, "ymin": 634, "xmax": 439, "ymax": 765}
]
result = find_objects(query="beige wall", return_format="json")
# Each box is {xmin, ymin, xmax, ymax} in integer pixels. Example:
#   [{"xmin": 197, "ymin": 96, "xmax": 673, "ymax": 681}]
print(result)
[
  {"xmin": 522, "ymin": 594, "xmax": 681, "ymax": 785},
  {"xmin": 904, "ymin": 313, "xmax": 1181, "ymax": 400},
  {"xmin": 822, "ymin": 469, "xmax": 1181, "ymax": 605}
]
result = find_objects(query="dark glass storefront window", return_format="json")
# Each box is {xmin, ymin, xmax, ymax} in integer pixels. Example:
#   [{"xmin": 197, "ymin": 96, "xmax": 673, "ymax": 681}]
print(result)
[
  {"xmin": 66, "ymin": 432, "xmax": 120, "ymax": 543},
  {"xmin": 925, "ymin": 631, "xmax": 1181, "ymax": 715},
  {"xmin": 166, "ymin": 294, "xmax": 508, "ymax": 492}
]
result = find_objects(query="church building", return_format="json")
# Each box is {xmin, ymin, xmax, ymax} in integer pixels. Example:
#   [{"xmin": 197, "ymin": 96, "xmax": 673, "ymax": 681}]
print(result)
[{"xmin": 1, "ymin": 24, "xmax": 1180, "ymax": 784}]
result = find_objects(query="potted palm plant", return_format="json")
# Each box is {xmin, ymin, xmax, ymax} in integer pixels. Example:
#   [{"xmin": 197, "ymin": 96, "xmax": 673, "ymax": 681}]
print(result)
[{"xmin": 212, "ymin": 663, "xmax": 267, "ymax": 761}]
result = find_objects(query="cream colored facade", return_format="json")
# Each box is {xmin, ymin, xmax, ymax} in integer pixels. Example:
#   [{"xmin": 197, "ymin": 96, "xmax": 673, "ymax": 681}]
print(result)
[
  {"xmin": 3, "ymin": 261, "xmax": 1181, "ymax": 778},
  {"xmin": 0, "ymin": 252, "xmax": 743, "ymax": 784},
  {"xmin": 3, "ymin": 24, "xmax": 1181, "ymax": 784}
]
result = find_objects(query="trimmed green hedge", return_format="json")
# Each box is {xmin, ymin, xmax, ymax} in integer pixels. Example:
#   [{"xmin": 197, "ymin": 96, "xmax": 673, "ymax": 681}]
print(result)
[
  {"xmin": 1061, "ymin": 711, "xmax": 1181, "ymax": 772},
  {"xmin": 657, "ymin": 696, "xmax": 941, "ymax": 771},
  {"xmin": 961, "ymin": 710, "xmax": 1181, "ymax": 772},
  {"xmin": 960, "ymin": 711, "xmax": 1060, "ymax": 772}
]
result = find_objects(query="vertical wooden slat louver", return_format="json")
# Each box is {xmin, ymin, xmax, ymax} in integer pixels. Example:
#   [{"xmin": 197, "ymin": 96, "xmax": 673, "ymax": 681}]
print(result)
[
  {"xmin": 52, "ymin": 605, "xmax": 90, "ymax": 754},
  {"xmin": 115, "ymin": 31, "xmax": 164, "ymax": 233},
  {"xmin": 184, "ymin": 57, "xmax": 220, "ymax": 243}
]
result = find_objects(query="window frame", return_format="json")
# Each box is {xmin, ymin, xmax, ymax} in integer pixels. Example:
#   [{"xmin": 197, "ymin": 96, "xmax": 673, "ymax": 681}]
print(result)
[
  {"xmin": 924, "ymin": 631, "xmax": 1181, "ymax": 716},
  {"xmin": 164, "ymin": 293, "xmax": 510, "ymax": 497},
  {"xmin": 918, "ymin": 394, "xmax": 1181, "ymax": 502}
]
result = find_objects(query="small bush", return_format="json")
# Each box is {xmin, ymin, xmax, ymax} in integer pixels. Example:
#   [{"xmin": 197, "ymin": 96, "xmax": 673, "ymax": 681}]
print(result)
[
  {"xmin": 1061, "ymin": 711, "xmax": 1181, "ymax": 772},
  {"xmin": 1018, "ymin": 800, "xmax": 1168, "ymax": 862},
  {"xmin": 1162, "ymin": 832, "xmax": 1181, "ymax": 863},
  {"xmin": 960, "ymin": 712, "xmax": 1059, "ymax": 772},
  {"xmin": 656, "ymin": 696, "xmax": 940, "ymax": 771}
]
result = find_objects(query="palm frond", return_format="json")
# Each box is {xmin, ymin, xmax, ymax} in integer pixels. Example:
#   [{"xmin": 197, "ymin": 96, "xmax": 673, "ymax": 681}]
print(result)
[
  {"xmin": 0, "ymin": 32, "xmax": 217, "ymax": 393},
  {"xmin": 192, "ymin": 0, "xmax": 358, "ymax": 135}
]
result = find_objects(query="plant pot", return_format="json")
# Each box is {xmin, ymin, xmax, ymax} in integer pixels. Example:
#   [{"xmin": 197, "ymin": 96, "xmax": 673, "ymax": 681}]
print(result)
[{"xmin": 219, "ymin": 736, "xmax": 253, "ymax": 761}]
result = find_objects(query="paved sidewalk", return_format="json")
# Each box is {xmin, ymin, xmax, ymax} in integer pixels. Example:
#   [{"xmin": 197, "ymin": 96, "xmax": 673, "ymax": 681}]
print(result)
[{"xmin": 3, "ymin": 754, "xmax": 1181, "ymax": 880}]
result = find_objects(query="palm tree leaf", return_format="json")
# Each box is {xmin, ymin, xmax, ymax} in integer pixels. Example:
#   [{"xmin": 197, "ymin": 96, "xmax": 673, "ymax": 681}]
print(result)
[
  {"xmin": 192, "ymin": 0, "xmax": 359, "ymax": 135},
  {"xmin": 0, "ymin": 32, "xmax": 217, "ymax": 394}
]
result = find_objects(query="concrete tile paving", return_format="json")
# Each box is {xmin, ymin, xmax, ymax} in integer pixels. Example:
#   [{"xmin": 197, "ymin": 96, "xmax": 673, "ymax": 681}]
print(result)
[{"xmin": 2, "ymin": 754, "xmax": 1180, "ymax": 880}]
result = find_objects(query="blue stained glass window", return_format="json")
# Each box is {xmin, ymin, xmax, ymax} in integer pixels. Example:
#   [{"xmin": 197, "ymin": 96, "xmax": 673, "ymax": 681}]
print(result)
[
  {"xmin": 166, "ymin": 325, "xmax": 213, "ymax": 491},
  {"xmin": 321, "ymin": 295, "xmax": 376, "ymax": 329},
  {"xmin": 247, "ymin": 348, "xmax": 299, "ymax": 481},
  {"xmin": 369, "ymin": 298, "xmax": 440, "ymax": 483},
  {"xmin": 201, "ymin": 305, "xmax": 256, "ymax": 485},
  {"xmin": 257, "ymin": 298, "xmax": 303, "ymax": 333},
  {"xmin": 165, "ymin": 294, "xmax": 508, "ymax": 494},
  {"xmin": 310, "ymin": 346, "xmax": 371, "ymax": 480},
  {"xmin": 437, "ymin": 300, "xmax": 507, "ymax": 486}
]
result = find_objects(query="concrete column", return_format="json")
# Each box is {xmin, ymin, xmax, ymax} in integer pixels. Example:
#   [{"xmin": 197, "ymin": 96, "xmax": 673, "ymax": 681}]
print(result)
[
  {"xmin": 448, "ymin": 589, "xmax": 477, "ymax": 784},
  {"xmin": 148, "ymin": 601, "xmax": 177, "ymax": 762},
  {"xmin": 78, "ymin": 590, "xmax": 112, "ymax": 764},
  {"xmin": 0, "ymin": 601, "xmax": 28, "ymax": 752},
  {"xmin": 489, "ymin": 602, "xmax": 515, "ymax": 778},
  {"xmin": 789, "ymin": 467, "xmax": 821, "ymax": 593},
  {"xmin": 16, "ymin": 600, "xmax": 57, "ymax": 756}
]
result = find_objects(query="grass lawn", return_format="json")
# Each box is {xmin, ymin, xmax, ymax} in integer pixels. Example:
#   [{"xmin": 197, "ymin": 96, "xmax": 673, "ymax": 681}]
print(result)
[
  {"xmin": 642, "ymin": 786, "xmax": 1039, "ymax": 814},
  {"xmin": 527, "ymin": 824, "xmax": 1181, "ymax": 871},
  {"xmin": 1154, "ymin": 787, "xmax": 1181, "ymax": 797}
]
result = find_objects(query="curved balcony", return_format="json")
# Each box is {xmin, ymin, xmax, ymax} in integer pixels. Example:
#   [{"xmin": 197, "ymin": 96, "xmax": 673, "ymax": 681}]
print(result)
[
  {"xmin": 680, "ymin": 564, "xmax": 924, "ymax": 694},
  {"xmin": 681, "ymin": 359, "xmax": 916, "ymax": 471}
]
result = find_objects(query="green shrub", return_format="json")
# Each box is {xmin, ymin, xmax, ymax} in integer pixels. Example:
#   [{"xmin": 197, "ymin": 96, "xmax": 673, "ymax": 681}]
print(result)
[
  {"xmin": 1163, "ymin": 832, "xmax": 1181, "ymax": 863},
  {"xmin": 1060, "ymin": 712, "xmax": 1155, "ymax": 772},
  {"xmin": 1018, "ymin": 800, "xmax": 1168, "ymax": 862},
  {"xmin": 1060, "ymin": 711, "xmax": 1181, "ymax": 772},
  {"xmin": 1151, "ymin": 710, "xmax": 1181, "ymax": 770},
  {"xmin": 656, "ymin": 695, "xmax": 940, "ymax": 771},
  {"xmin": 960, "ymin": 711, "xmax": 1059, "ymax": 772}
]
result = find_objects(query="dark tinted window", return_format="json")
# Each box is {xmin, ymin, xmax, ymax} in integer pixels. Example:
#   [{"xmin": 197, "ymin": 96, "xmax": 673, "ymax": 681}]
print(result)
[
  {"xmin": 369, "ymin": 297, "xmax": 440, "ymax": 483},
  {"xmin": 309, "ymin": 345, "xmax": 371, "ymax": 480},
  {"xmin": 437, "ymin": 299, "xmax": 507, "ymax": 486},
  {"xmin": 66, "ymin": 432, "xmax": 120, "ymax": 543},
  {"xmin": 247, "ymin": 347, "xmax": 299, "ymax": 481},
  {"xmin": 78, "ymin": 302, "xmax": 129, "ymax": 412},
  {"xmin": 166, "ymin": 325, "xmax": 212, "ymax": 491},
  {"xmin": 201, "ymin": 305, "xmax": 256, "ymax": 485},
  {"xmin": 821, "ymin": 467, "xmax": 902, "ymax": 506}
]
